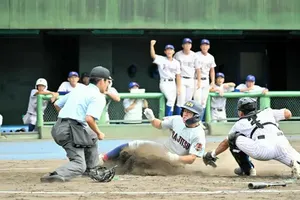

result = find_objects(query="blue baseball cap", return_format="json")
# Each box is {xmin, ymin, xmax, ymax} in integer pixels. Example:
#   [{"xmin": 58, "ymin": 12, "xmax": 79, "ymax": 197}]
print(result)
[
  {"xmin": 216, "ymin": 72, "xmax": 225, "ymax": 78},
  {"xmin": 129, "ymin": 82, "xmax": 139, "ymax": 89},
  {"xmin": 165, "ymin": 44, "xmax": 175, "ymax": 50},
  {"xmin": 68, "ymin": 71, "xmax": 79, "ymax": 78},
  {"xmin": 182, "ymin": 38, "xmax": 192, "ymax": 44},
  {"xmin": 201, "ymin": 39, "xmax": 210, "ymax": 45},
  {"xmin": 246, "ymin": 75, "xmax": 255, "ymax": 82}
]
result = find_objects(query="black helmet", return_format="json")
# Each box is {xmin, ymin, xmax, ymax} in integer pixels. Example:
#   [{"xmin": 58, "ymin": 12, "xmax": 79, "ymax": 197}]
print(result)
[
  {"xmin": 237, "ymin": 97, "xmax": 257, "ymax": 114},
  {"xmin": 181, "ymin": 100, "xmax": 203, "ymax": 125},
  {"xmin": 90, "ymin": 66, "xmax": 113, "ymax": 80}
]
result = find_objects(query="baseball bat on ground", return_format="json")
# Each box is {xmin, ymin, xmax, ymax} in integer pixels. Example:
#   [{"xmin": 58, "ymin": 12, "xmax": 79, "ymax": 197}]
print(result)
[{"xmin": 248, "ymin": 182, "xmax": 287, "ymax": 189}]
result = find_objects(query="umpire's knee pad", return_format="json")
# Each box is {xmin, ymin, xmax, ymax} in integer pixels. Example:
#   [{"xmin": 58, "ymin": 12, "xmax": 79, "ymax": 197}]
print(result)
[{"xmin": 228, "ymin": 131, "xmax": 246, "ymax": 150}]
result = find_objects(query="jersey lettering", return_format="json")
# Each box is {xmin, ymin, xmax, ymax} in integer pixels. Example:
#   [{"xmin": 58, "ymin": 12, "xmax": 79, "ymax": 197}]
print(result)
[{"xmin": 172, "ymin": 131, "xmax": 191, "ymax": 150}]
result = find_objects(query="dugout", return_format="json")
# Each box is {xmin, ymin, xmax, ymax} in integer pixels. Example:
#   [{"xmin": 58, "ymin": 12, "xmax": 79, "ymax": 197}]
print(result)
[{"xmin": 0, "ymin": 30, "xmax": 300, "ymax": 125}]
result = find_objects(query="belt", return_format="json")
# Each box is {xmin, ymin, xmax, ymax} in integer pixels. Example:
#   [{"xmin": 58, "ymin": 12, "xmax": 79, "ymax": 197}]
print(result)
[
  {"xmin": 161, "ymin": 78, "xmax": 174, "ymax": 82},
  {"xmin": 257, "ymin": 132, "xmax": 284, "ymax": 140},
  {"xmin": 61, "ymin": 118, "xmax": 82, "ymax": 125},
  {"xmin": 201, "ymin": 77, "xmax": 207, "ymax": 80},
  {"xmin": 182, "ymin": 76, "xmax": 192, "ymax": 79},
  {"xmin": 212, "ymin": 108, "xmax": 223, "ymax": 112}
]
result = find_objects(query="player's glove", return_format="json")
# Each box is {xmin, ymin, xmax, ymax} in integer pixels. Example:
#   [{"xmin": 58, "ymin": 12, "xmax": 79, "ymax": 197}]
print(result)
[
  {"xmin": 144, "ymin": 108, "xmax": 155, "ymax": 121},
  {"xmin": 88, "ymin": 165, "xmax": 117, "ymax": 182},
  {"xmin": 203, "ymin": 151, "xmax": 218, "ymax": 168}
]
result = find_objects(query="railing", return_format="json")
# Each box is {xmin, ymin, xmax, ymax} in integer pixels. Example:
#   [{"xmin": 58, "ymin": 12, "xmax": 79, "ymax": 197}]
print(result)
[
  {"xmin": 37, "ymin": 93, "xmax": 165, "ymax": 128},
  {"xmin": 205, "ymin": 91, "xmax": 300, "ymax": 122}
]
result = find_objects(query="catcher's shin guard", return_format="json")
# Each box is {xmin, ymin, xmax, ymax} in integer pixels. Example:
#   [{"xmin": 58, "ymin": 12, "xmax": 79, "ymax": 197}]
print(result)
[{"xmin": 228, "ymin": 132, "xmax": 254, "ymax": 176}]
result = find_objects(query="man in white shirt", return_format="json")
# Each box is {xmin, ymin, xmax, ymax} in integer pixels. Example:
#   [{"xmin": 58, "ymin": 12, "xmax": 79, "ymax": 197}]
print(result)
[
  {"xmin": 123, "ymin": 82, "xmax": 148, "ymax": 124},
  {"xmin": 57, "ymin": 71, "xmax": 86, "ymax": 95},
  {"xmin": 173, "ymin": 38, "xmax": 201, "ymax": 115},
  {"xmin": 194, "ymin": 39, "xmax": 217, "ymax": 120},
  {"xmin": 150, "ymin": 40, "xmax": 181, "ymax": 116},
  {"xmin": 236, "ymin": 75, "xmax": 268, "ymax": 95},
  {"xmin": 103, "ymin": 79, "xmax": 120, "ymax": 124}
]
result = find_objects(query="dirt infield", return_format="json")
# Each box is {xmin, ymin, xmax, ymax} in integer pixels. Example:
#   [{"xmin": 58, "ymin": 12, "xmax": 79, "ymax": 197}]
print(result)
[{"xmin": 0, "ymin": 141, "xmax": 300, "ymax": 200}]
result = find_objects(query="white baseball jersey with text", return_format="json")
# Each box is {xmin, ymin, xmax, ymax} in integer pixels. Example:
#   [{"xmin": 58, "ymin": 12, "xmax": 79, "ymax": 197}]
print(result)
[
  {"xmin": 196, "ymin": 52, "xmax": 216, "ymax": 78},
  {"xmin": 153, "ymin": 55, "xmax": 181, "ymax": 79},
  {"xmin": 174, "ymin": 50, "xmax": 200, "ymax": 78},
  {"xmin": 57, "ymin": 81, "xmax": 86, "ymax": 93},
  {"xmin": 161, "ymin": 116, "xmax": 206, "ymax": 157}
]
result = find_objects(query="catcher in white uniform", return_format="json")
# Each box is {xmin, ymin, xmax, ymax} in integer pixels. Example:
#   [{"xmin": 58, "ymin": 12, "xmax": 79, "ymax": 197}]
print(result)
[
  {"xmin": 150, "ymin": 40, "xmax": 181, "ymax": 116},
  {"xmin": 99, "ymin": 100, "xmax": 206, "ymax": 165},
  {"xmin": 173, "ymin": 38, "xmax": 201, "ymax": 115},
  {"xmin": 194, "ymin": 39, "xmax": 216, "ymax": 120},
  {"xmin": 210, "ymin": 72, "xmax": 236, "ymax": 122},
  {"xmin": 203, "ymin": 97, "xmax": 300, "ymax": 178}
]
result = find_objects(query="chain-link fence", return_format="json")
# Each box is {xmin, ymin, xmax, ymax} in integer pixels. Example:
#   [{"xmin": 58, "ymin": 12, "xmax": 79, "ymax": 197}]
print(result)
[
  {"xmin": 271, "ymin": 97, "xmax": 300, "ymax": 118},
  {"xmin": 43, "ymin": 97, "xmax": 161, "ymax": 125}
]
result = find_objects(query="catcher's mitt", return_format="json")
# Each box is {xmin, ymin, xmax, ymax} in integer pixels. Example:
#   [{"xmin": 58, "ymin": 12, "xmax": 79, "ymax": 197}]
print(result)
[
  {"xmin": 203, "ymin": 152, "xmax": 218, "ymax": 168},
  {"xmin": 89, "ymin": 165, "xmax": 117, "ymax": 182}
]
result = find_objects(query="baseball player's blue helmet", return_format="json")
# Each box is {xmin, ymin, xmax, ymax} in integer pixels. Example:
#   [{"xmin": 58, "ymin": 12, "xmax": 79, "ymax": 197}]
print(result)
[
  {"xmin": 181, "ymin": 100, "xmax": 203, "ymax": 125},
  {"xmin": 216, "ymin": 72, "xmax": 225, "ymax": 78},
  {"xmin": 201, "ymin": 39, "xmax": 210, "ymax": 45},
  {"xmin": 182, "ymin": 38, "xmax": 192, "ymax": 44},
  {"xmin": 165, "ymin": 44, "xmax": 175, "ymax": 50},
  {"xmin": 128, "ymin": 82, "xmax": 139, "ymax": 89},
  {"xmin": 237, "ymin": 97, "xmax": 257, "ymax": 114},
  {"xmin": 246, "ymin": 75, "xmax": 255, "ymax": 82}
]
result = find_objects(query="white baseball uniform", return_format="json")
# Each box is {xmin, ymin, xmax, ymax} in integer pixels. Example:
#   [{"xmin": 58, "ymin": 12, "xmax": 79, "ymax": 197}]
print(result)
[
  {"xmin": 123, "ymin": 99, "xmax": 145, "ymax": 124},
  {"xmin": 57, "ymin": 81, "xmax": 86, "ymax": 93},
  {"xmin": 104, "ymin": 87, "xmax": 119, "ymax": 124},
  {"xmin": 228, "ymin": 108, "xmax": 300, "ymax": 167},
  {"xmin": 128, "ymin": 115, "xmax": 206, "ymax": 157},
  {"xmin": 194, "ymin": 52, "xmax": 216, "ymax": 108},
  {"xmin": 211, "ymin": 84, "xmax": 234, "ymax": 122},
  {"xmin": 153, "ymin": 55, "xmax": 181, "ymax": 107},
  {"xmin": 23, "ymin": 89, "xmax": 49, "ymax": 125},
  {"xmin": 174, "ymin": 50, "xmax": 200, "ymax": 107}
]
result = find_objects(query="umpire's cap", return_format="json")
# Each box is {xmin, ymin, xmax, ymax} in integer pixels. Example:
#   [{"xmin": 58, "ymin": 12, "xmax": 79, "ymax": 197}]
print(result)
[
  {"xmin": 237, "ymin": 97, "xmax": 257, "ymax": 113},
  {"xmin": 90, "ymin": 66, "xmax": 113, "ymax": 80}
]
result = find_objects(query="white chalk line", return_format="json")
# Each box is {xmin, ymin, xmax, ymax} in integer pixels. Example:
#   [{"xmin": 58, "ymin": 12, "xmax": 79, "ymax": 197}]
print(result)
[
  {"xmin": 0, "ymin": 190, "xmax": 300, "ymax": 196},
  {"xmin": 0, "ymin": 167, "xmax": 49, "ymax": 171}
]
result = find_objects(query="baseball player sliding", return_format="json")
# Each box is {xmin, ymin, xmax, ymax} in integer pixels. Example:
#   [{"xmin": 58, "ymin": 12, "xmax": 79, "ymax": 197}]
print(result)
[
  {"xmin": 150, "ymin": 40, "xmax": 181, "ymax": 116},
  {"xmin": 203, "ymin": 97, "xmax": 300, "ymax": 178},
  {"xmin": 173, "ymin": 38, "xmax": 201, "ymax": 115},
  {"xmin": 194, "ymin": 39, "xmax": 217, "ymax": 120},
  {"xmin": 99, "ymin": 100, "xmax": 206, "ymax": 165}
]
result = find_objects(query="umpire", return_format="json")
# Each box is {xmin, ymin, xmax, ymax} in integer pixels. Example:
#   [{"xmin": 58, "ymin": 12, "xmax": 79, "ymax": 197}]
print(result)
[{"xmin": 41, "ymin": 66, "xmax": 111, "ymax": 183}]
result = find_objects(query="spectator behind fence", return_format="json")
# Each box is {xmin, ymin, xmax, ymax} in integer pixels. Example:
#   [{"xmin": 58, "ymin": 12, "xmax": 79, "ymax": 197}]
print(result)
[
  {"xmin": 102, "ymin": 78, "xmax": 120, "ymax": 124},
  {"xmin": 209, "ymin": 72, "xmax": 236, "ymax": 122},
  {"xmin": 23, "ymin": 78, "xmax": 59, "ymax": 132},
  {"xmin": 235, "ymin": 75, "xmax": 268, "ymax": 95},
  {"xmin": 123, "ymin": 82, "xmax": 148, "ymax": 124},
  {"xmin": 80, "ymin": 72, "xmax": 90, "ymax": 86},
  {"xmin": 57, "ymin": 71, "xmax": 86, "ymax": 95}
]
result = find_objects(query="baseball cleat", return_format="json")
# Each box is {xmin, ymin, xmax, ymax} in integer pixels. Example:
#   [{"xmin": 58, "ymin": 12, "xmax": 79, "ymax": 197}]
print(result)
[
  {"xmin": 234, "ymin": 167, "xmax": 256, "ymax": 176},
  {"xmin": 40, "ymin": 171, "xmax": 65, "ymax": 183},
  {"xmin": 291, "ymin": 160, "xmax": 300, "ymax": 179}
]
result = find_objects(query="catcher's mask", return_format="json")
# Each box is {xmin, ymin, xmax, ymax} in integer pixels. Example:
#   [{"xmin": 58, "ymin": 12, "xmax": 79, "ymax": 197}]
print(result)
[
  {"xmin": 181, "ymin": 100, "xmax": 203, "ymax": 125},
  {"xmin": 237, "ymin": 97, "xmax": 257, "ymax": 115}
]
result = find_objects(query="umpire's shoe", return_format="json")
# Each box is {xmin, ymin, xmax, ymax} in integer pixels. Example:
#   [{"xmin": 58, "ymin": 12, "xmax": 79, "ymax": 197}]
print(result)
[
  {"xmin": 40, "ymin": 171, "xmax": 65, "ymax": 183},
  {"xmin": 234, "ymin": 167, "xmax": 256, "ymax": 176}
]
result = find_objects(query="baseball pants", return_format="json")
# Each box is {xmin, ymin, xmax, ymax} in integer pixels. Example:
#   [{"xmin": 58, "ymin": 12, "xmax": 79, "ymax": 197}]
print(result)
[
  {"xmin": 51, "ymin": 119, "xmax": 100, "ymax": 179},
  {"xmin": 236, "ymin": 134, "xmax": 300, "ymax": 167},
  {"xmin": 211, "ymin": 107, "xmax": 227, "ymax": 122},
  {"xmin": 176, "ymin": 77, "xmax": 194, "ymax": 107},
  {"xmin": 193, "ymin": 79, "xmax": 210, "ymax": 108},
  {"xmin": 159, "ymin": 80, "xmax": 177, "ymax": 107}
]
